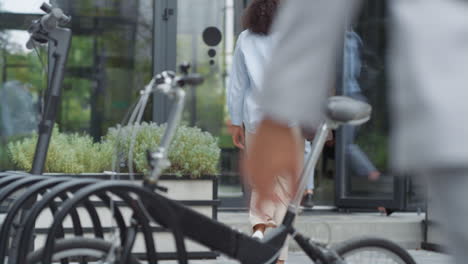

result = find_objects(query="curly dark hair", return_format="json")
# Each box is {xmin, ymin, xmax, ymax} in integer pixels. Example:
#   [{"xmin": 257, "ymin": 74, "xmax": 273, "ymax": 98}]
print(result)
[{"xmin": 242, "ymin": 0, "xmax": 281, "ymax": 35}]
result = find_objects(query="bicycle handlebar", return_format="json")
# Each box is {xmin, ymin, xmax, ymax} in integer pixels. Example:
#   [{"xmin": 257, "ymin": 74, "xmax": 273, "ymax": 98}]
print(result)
[
  {"xmin": 177, "ymin": 74, "xmax": 204, "ymax": 86},
  {"xmin": 40, "ymin": 3, "xmax": 71, "ymax": 32},
  {"xmin": 146, "ymin": 64, "xmax": 205, "ymax": 183},
  {"xmin": 26, "ymin": 3, "xmax": 71, "ymax": 50}
]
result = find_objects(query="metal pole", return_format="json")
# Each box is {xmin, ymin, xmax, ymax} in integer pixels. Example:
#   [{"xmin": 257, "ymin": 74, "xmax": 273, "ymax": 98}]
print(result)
[
  {"xmin": 30, "ymin": 27, "xmax": 71, "ymax": 175},
  {"xmin": 290, "ymin": 122, "xmax": 333, "ymax": 213}
]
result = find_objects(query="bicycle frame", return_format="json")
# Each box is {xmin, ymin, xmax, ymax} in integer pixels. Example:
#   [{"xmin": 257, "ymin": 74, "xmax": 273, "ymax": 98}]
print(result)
[
  {"xmin": 143, "ymin": 119, "xmax": 342, "ymax": 264},
  {"xmin": 27, "ymin": 68, "xmax": 345, "ymax": 264},
  {"xmin": 35, "ymin": 120, "xmax": 342, "ymax": 264},
  {"xmin": 28, "ymin": 3, "xmax": 72, "ymax": 175},
  {"xmin": 137, "ymin": 72, "xmax": 344, "ymax": 263}
]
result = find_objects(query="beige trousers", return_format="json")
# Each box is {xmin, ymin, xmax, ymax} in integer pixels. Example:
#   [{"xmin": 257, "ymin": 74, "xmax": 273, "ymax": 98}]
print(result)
[{"xmin": 245, "ymin": 129, "xmax": 304, "ymax": 261}]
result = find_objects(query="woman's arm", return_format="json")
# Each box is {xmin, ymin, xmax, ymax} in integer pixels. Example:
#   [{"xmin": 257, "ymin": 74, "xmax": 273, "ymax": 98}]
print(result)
[{"xmin": 227, "ymin": 35, "xmax": 249, "ymax": 149}]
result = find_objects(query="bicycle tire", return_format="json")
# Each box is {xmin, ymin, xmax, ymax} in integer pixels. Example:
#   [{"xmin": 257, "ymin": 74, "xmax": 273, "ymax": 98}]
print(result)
[
  {"xmin": 26, "ymin": 237, "xmax": 141, "ymax": 264},
  {"xmin": 333, "ymin": 237, "xmax": 417, "ymax": 264}
]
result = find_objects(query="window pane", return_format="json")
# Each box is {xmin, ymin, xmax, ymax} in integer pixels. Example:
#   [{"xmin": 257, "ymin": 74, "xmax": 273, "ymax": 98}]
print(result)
[
  {"xmin": 177, "ymin": 0, "xmax": 242, "ymax": 197},
  {"xmin": 0, "ymin": 0, "xmax": 154, "ymax": 171},
  {"xmin": 0, "ymin": 28, "xmax": 43, "ymax": 170},
  {"xmin": 343, "ymin": 1, "xmax": 393, "ymax": 198},
  {"xmin": 54, "ymin": 0, "xmax": 154, "ymax": 139},
  {"xmin": 176, "ymin": 0, "xmax": 226, "ymax": 136}
]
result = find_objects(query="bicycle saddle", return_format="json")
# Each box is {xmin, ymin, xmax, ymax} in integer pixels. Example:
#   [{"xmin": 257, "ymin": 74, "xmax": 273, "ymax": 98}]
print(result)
[{"xmin": 326, "ymin": 96, "xmax": 372, "ymax": 125}]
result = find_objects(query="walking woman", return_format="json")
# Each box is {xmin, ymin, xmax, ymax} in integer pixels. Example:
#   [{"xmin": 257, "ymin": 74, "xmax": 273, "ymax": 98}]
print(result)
[{"xmin": 227, "ymin": 1, "xmax": 305, "ymax": 262}]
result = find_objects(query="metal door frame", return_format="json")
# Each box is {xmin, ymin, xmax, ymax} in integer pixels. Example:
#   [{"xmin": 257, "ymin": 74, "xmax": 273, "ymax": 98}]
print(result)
[
  {"xmin": 334, "ymin": 0, "xmax": 407, "ymax": 210},
  {"xmin": 153, "ymin": 0, "xmax": 177, "ymax": 124}
]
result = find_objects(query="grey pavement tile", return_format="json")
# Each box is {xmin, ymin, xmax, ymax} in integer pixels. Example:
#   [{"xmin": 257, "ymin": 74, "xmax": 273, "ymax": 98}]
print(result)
[{"xmin": 158, "ymin": 250, "xmax": 452, "ymax": 264}]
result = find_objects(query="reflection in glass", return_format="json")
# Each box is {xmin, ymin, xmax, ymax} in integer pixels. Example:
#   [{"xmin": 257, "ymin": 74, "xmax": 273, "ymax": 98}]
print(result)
[
  {"xmin": 177, "ymin": 0, "xmax": 243, "ymax": 197},
  {"xmin": 0, "ymin": 81, "xmax": 38, "ymax": 138},
  {"xmin": 343, "ymin": 3, "xmax": 393, "ymax": 198},
  {"xmin": 0, "ymin": 0, "xmax": 50, "ymax": 174},
  {"xmin": 54, "ymin": 0, "xmax": 154, "ymax": 139},
  {"xmin": 0, "ymin": 28, "xmax": 45, "ymax": 171},
  {"xmin": 177, "ymin": 0, "xmax": 226, "ymax": 136},
  {"xmin": 0, "ymin": 0, "xmax": 153, "ymax": 171}
]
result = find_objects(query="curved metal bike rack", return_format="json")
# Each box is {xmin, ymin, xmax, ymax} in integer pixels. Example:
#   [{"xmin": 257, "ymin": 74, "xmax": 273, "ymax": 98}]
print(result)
[
  {"xmin": 0, "ymin": 177, "xmax": 67, "ymax": 261},
  {"xmin": 0, "ymin": 174, "xmax": 152, "ymax": 264},
  {"xmin": 0, "ymin": 176, "xmax": 123, "ymax": 262},
  {"xmin": 13, "ymin": 179, "xmax": 98, "ymax": 256},
  {"xmin": 0, "ymin": 177, "xmax": 107, "ymax": 262},
  {"xmin": 8, "ymin": 179, "xmax": 163, "ymax": 264},
  {"xmin": 35, "ymin": 181, "xmax": 189, "ymax": 264}
]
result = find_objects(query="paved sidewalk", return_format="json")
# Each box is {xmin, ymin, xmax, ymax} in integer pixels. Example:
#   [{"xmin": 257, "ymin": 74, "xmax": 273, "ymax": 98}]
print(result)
[
  {"xmin": 284, "ymin": 250, "xmax": 452, "ymax": 264},
  {"xmin": 219, "ymin": 211, "xmax": 425, "ymax": 249},
  {"xmin": 409, "ymin": 250, "xmax": 452, "ymax": 264},
  {"xmin": 161, "ymin": 249, "xmax": 452, "ymax": 263},
  {"xmin": 183, "ymin": 211, "xmax": 451, "ymax": 263}
]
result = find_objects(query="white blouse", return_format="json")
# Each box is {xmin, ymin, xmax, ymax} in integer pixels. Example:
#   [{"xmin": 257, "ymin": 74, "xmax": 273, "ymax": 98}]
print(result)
[{"xmin": 227, "ymin": 30, "xmax": 276, "ymax": 133}]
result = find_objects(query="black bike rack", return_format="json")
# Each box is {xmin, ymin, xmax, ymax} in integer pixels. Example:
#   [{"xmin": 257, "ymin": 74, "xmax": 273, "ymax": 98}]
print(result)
[
  {"xmin": 33, "ymin": 182, "xmax": 189, "ymax": 264},
  {"xmin": 0, "ymin": 173, "xmax": 165, "ymax": 263},
  {"xmin": 0, "ymin": 168, "xmax": 291, "ymax": 264}
]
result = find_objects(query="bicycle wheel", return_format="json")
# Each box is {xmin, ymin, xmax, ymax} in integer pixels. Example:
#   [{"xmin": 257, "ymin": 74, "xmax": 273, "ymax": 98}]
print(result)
[
  {"xmin": 26, "ymin": 237, "xmax": 141, "ymax": 264},
  {"xmin": 333, "ymin": 237, "xmax": 417, "ymax": 264}
]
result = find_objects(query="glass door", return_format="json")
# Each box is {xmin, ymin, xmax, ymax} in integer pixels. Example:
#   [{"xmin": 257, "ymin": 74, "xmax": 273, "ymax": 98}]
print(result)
[
  {"xmin": 335, "ymin": 0, "xmax": 407, "ymax": 210},
  {"xmin": 0, "ymin": 0, "xmax": 50, "ymax": 171},
  {"xmin": 175, "ymin": 0, "xmax": 246, "ymax": 207},
  {"xmin": 1, "ymin": 0, "xmax": 154, "ymax": 170}
]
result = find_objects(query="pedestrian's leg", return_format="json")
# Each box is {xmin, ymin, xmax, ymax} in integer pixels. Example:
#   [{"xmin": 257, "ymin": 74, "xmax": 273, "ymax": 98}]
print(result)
[
  {"xmin": 246, "ymin": 131, "xmax": 276, "ymax": 236},
  {"xmin": 273, "ymin": 176, "xmax": 293, "ymax": 263},
  {"xmin": 273, "ymin": 131, "xmax": 305, "ymax": 263},
  {"xmin": 249, "ymin": 189, "xmax": 277, "ymax": 234}
]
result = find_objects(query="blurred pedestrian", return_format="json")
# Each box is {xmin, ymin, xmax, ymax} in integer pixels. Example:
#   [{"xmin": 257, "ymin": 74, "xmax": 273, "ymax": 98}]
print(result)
[
  {"xmin": 244, "ymin": 1, "xmax": 468, "ymax": 264},
  {"xmin": 227, "ymin": 0, "xmax": 306, "ymax": 262}
]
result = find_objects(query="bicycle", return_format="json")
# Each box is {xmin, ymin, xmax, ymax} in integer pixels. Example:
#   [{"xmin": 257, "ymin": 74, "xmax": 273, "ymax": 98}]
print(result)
[
  {"xmin": 17, "ymin": 67, "xmax": 417, "ymax": 264},
  {"xmin": 2, "ymin": 3, "xmax": 417, "ymax": 264}
]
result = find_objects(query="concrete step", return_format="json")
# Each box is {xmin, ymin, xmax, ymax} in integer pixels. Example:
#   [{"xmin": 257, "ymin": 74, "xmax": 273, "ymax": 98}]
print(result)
[
  {"xmin": 218, "ymin": 211, "xmax": 425, "ymax": 251},
  {"xmin": 159, "ymin": 250, "xmax": 452, "ymax": 264},
  {"xmin": 0, "ymin": 209, "xmax": 424, "ymax": 256},
  {"xmin": 0, "ymin": 204, "xmax": 215, "ymax": 255}
]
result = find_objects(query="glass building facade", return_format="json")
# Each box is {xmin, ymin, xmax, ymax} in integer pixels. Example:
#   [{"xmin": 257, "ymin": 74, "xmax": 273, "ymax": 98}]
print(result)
[{"xmin": 0, "ymin": 0, "xmax": 423, "ymax": 210}]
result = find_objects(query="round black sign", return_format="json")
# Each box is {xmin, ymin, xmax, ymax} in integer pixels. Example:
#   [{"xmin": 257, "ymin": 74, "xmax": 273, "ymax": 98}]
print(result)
[
  {"xmin": 208, "ymin": 49, "xmax": 217, "ymax": 58},
  {"xmin": 202, "ymin": 27, "xmax": 222, "ymax": 47}
]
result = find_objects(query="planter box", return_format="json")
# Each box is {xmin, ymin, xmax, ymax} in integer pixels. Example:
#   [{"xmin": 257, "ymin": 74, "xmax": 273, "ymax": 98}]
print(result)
[
  {"xmin": 1, "ymin": 172, "xmax": 220, "ymax": 260},
  {"xmin": 45, "ymin": 173, "xmax": 219, "ymax": 218}
]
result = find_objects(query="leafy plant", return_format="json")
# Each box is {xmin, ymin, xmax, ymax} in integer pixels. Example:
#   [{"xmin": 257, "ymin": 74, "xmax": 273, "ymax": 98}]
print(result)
[
  {"xmin": 7, "ymin": 127, "xmax": 114, "ymax": 173},
  {"xmin": 8, "ymin": 122, "xmax": 221, "ymax": 177},
  {"xmin": 106, "ymin": 122, "xmax": 220, "ymax": 177}
]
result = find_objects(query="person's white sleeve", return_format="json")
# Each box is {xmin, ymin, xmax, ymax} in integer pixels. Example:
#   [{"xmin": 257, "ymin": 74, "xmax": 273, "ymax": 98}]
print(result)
[
  {"xmin": 260, "ymin": 0, "xmax": 362, "ymax": 129},
  {"xmin": 227, "ymin": 37, "xmax": 249, "ymax": 127}
]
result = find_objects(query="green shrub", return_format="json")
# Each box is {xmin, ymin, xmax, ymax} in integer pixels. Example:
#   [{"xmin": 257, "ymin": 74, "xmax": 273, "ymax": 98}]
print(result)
[
  {"xmin": 7, "ymin": 127, "xmax": 113, "ymax": 173},
  {"xmin": 7, "ymin": 134, "xmax": 37, "ymax": 172},
  {"xmin": 105, "ymin": 122, "xmax": 220, "ymax": 177},
  {"xmin": 1, "ymin": 134, "xmax": 36, "ymax": 171},
  {"xmin": 7, "ymin": 123, "xmax": 221, "ymax": 177}
]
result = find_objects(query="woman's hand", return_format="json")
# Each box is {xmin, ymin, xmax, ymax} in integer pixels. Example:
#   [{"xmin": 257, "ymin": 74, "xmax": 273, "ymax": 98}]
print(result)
[{"xmin": 230, "ymin": 125, "xmax": 245, "ymax": 149}]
